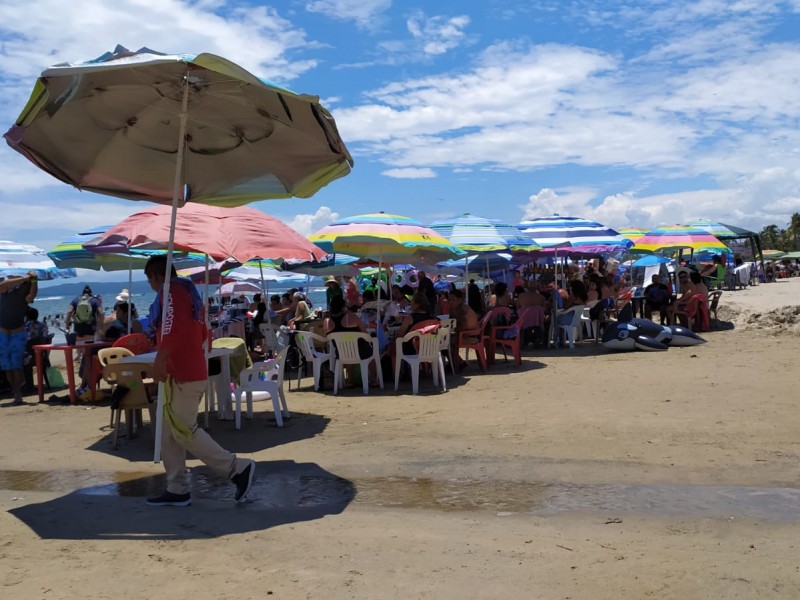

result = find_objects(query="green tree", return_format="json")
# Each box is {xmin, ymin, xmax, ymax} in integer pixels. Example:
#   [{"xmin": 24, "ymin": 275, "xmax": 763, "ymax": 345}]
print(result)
[
  {"xmin": 790, "ymin": 212, "xmax": 800, "ymax": 250},
  {"xmin": 760, "ymin": 224, "xmax": 781, "ymax": 249}
]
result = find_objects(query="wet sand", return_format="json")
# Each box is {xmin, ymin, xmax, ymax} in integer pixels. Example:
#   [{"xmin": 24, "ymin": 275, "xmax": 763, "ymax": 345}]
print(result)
[{"xmin": 1, "ymin": 279, "xmax": 799, "ymax": 599}]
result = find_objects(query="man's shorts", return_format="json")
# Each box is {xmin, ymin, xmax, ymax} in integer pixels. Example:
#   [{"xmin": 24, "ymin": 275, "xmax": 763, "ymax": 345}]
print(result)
[
  {"xmin": 0, "ymin": 330, "xmax": 28, "ymax": 371},
  {"xmin": 74, "ymin": 323, "xmax": 95, "ymax": 337}
]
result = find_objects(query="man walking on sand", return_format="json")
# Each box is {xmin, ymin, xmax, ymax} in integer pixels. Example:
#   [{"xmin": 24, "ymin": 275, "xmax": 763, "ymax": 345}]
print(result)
[
  {"xmin": 144, "ymin": 255, "xmax": 255, "ymax": 507},
  {"xmin": 0, "ymin": 272, "xmax": 38, "ymax": 405}
]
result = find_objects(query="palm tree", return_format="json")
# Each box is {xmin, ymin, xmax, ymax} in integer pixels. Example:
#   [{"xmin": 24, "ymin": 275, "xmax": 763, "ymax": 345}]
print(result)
[
  {"xmin": 790, "ymin": 212, "xmax": 800, "ymax": 250},
  {"xmin": 760, "ymin": 224, "xmax": 781, "ymax": 249}
]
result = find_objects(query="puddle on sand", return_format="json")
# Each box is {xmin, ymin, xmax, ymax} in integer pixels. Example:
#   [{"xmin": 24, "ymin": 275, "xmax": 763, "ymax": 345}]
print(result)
[{"xmin": 2, "ymin": 469, "xmax": 800, "ymax": 521}]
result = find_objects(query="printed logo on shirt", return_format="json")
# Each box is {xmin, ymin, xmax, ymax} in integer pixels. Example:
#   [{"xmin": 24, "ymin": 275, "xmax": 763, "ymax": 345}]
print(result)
[{"xmin": 163, "ymin": 291, "xmax": 175, "ymax": 335}]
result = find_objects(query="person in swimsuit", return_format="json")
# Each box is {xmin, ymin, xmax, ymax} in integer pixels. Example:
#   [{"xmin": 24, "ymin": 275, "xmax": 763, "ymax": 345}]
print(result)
[{"xmin": 324, "ymin": 295, "xmax": 372, "ymax": 360}]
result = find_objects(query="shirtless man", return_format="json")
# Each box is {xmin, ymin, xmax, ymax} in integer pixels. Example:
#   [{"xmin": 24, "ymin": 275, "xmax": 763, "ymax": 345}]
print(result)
[{"xmin": 516, "ymin": 280, "xmax": 546, "ymax": 309}]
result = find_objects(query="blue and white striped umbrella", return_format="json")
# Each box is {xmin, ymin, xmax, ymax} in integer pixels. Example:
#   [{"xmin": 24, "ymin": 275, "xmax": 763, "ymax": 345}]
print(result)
[
  {"xmin": 0, "ymin": 240, "xmax": 76, "ymax": 280},
  {"xmin": 516, "ymin": 215, "xmax": 632, "ymax": 254},
  {"xmin": 429, "ymin": 213, "xmax": 541, "ymax": 253}
]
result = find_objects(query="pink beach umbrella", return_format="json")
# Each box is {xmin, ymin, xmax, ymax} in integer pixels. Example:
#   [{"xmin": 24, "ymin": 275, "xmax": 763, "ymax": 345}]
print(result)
[{"xmin": 85, "ymin": 203, "xmax": 326, "ymax": 266}]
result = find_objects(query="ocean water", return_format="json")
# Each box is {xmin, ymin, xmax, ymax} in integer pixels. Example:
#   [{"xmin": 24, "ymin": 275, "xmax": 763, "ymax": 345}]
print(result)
[{"xmin": 32, "ymin": 285, "xmax": 328, "ymax": 344}]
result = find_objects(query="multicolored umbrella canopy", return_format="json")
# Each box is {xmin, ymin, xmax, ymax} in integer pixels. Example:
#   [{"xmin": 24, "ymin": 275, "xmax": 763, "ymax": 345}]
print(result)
[
  {"xmin": 617, "ymin": 227, "xmax": 649, "ymax": 242},
  {"xmin": 682, "ymin": 219, "xmax": 757, "ymax": 239},
  {"xmin": 516, "ymin": 215, "xmax": 632, "ymax": 254},
  {"xmin": 309, "ymin": 213, "xmax": 465, "ymax": 264},
  {"xmin": 438, "ymin": 252, "xmax": 513, "ymax": 273},
  {"xmin": 85, "ymin": 204, "xmax": 327, "ymax": 265},
  {"xmin": 4, "ymin": 45, "xmax": 353, "ymax": 206},
  {"xmin": 429, "ymin": 213, "xmax": 541, "ymax": 253},
  {"xmin": 215, "ymin": 281, "xmax": 262, "ymax": 296},
  {"xmin": 223, "ymin": 265, "xmax": 307, "ymax": 284},
  {"xmin": 0, "ymin": 240, "xmax": 76, "ymax": 280},
  {"xmin": 49, "ymin": 226, "xmax": 149, "ymax": 271},
  {"xmin": 284, "ymin": 253, "xmax": 361, "ymax": 277},
  {"xmin": 762, "ymin": 249, "xmax": 786, "ymax": 260},
  {"xmin": 633, "ymin": 225, "xmax": 728, "ymax": 253}
]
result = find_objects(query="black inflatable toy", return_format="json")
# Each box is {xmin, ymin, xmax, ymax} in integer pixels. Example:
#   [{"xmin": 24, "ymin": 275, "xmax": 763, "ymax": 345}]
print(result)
[{"xmin": 602, "ymin": 318, "xmax": 706, "ymax": 351}]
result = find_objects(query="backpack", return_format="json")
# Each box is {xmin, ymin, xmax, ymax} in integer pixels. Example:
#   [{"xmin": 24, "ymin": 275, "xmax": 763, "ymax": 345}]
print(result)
[{"xmin": 74, "ymin": 295, "xmax": 94, "ymax": 325}]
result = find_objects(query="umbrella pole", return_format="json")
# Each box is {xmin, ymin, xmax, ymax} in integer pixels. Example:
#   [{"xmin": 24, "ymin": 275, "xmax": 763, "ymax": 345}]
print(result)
[
  {"xmin": 258, "ymin": 261, "xmax": 266, "ymax": 297},
  {"xmin": 154, "ymin": 80, "xmax": 190, "ymax": 464},
  {"xmin": 203, "ymin": 253, "xmax": 211, "ymax": 430},
  {"xmin": 127, "ymin": 254, "xmax": 133, "ymax": 334},
  {"xmin": 377, "ymin": 253, "xmax": 383, "ymax": 322}
]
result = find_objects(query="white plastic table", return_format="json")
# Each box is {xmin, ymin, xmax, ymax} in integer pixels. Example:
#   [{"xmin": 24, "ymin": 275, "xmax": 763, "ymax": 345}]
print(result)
[{"xmin": 117, "ymin": 347, "xmax": 233, "ymax": 427}]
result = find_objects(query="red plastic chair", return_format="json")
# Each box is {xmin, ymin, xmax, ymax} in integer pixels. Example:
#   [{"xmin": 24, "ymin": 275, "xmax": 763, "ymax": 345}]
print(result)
[
  {"xmin": 112, "ymin": 333, "xmax": 152, "ymax": 355},
  {"xmin": 491, "ymin": 307, "xmax": 543, "ymax": 366},
  {"xmin": 457, "ymin": 309, "xmax": 497, "ymax": 372}
]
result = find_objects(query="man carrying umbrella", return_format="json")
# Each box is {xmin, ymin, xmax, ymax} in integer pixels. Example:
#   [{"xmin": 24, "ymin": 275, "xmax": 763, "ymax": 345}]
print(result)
[
  {"xmin": 144, "ymin": 255, "xmax": 255, "ymax": 506},
  {"xmin": 0, "ymin": 271, "xmax": 38, "ymax": 405}
]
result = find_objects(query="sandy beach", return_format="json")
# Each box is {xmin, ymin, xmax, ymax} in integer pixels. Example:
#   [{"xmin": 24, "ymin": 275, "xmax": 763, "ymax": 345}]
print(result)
[{"xmin": 2, "ymin": 278, "xmax": 800, "ymax": 599}]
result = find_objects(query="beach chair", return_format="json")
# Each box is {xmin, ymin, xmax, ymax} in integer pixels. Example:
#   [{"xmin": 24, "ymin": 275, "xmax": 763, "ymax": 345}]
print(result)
[
  {"xmin": 436, "ymin": 319, "xmax": 455, "ymax": 374},
  {"xmin": 703, "ymin": 265, "xmax": 727, "ymax": 290},
  {"xmin": 394, "ymin": 330, "xmax": 447, "ymax": 394},
  {"xmin": 327, "ymin": 332, "xmax": 384, "ymax": 395},
  {"xmin": 258, "ymin": 323, "xmax": 283, "ymax": 358},
  {"xmin": 457, "ymin": 310, "xmax": 495, "ymax": 372},
  {"xmin": 112, "ymin": 333, "xmax": 152, "ymax": 355},
  {"xmin": 551, "ymin": 305, "xmax": 585, "ymax": 350},
  {"xmin": 708, "ymin": 290, "xmax": 723, "ymax": 329},
  {"xmin": 233, "ymin": 347, "xmax": 289, "ymax": 428},
  {"xmin": 102, "ymin": 362, "xmax": 156, "ymax": 449},
  {"xmin": 294, "ymin": 330, "xmax": 334, "ymax": 391},
  {"xmin": 490, "ymin": 307, "xmax": 540, "ymax": 366}
]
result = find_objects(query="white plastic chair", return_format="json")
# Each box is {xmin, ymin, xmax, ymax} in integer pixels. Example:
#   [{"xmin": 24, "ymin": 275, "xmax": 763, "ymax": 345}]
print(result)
[
  {"xmin": 233, "ymin": 347, "xmax": 289, "ymax": 428},
  {"xmin": 552, "ymin": 305, "xmax": 585, "ymax": 350},
  {"xmin": 394, "ymin": 331, "xmax": 447, "ymax": 395},
  {"xmin": 258, "ymin": 323, "xmax": 284, "ymax": 357},
  {"xmin": 436, "ymin": 320, "xmax": 455, "ymax": 375},
  {"xmin": 580, "ymin": 304, "xmax": 596, "ymax": 340},
  {"xmin": 327, "ymin": 332, "xmax": 384, "ymax": 395},
  {"xmin": 294, "ymin": 330, "xmax": 334, "ymax": 391}
]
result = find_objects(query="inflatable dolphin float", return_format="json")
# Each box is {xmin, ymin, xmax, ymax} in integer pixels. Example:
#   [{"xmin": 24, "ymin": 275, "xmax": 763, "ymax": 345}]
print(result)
[{"xmin": 602, "ymin": 318, "xmax": 706, "ymax": 351}]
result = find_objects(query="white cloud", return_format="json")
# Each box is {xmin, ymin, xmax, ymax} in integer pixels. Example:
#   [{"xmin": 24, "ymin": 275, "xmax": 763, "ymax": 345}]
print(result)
[
  {"xmin": 407, "ymin": 13, "xmax": 470, "ymax": 56},
  {"xmin": 285, "ymin": 206, "xmax": 340, "ymax": 236},
  {"xmin": 0, "ymin": 198, "xmax": 139, "ymax": 237},
  {"xmin": 0, "ymin": 0, "xmax": 315, "ymax": 88},
  {"xmin": 305, "ymin": 0, "xmax": 391, "ymax": 28},
  {"xmin": 520, "ymin": 179, "xmax": 800, "ymax": 233},
  {"xmin": 381, "ymin": 168, "xmax": 436, "ymax": 179}
]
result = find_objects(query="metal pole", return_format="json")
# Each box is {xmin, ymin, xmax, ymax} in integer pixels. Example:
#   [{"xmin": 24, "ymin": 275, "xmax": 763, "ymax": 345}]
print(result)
[
  {"xmin": 127, "ymin": 254, "xmax": 133, "ymax": 334},
  {"xmin": 154, "ymin": 78, "xmax": 189, "ymax": 464}
]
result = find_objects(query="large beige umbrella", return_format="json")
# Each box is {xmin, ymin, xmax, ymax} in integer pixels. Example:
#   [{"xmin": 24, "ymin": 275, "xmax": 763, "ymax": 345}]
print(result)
[{"xmin": 5, "ymin": 45, "xmax": 352, "ymax": 461}]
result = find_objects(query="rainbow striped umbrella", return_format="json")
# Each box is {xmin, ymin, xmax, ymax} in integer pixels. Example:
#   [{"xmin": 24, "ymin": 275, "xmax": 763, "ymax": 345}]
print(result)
[
  {"xmin": 429, "ymin": 213, "xmax": 541, "ymax": 253},
  {"xmin": 634, "ymin": 225, "xmax": 728, "ymax": 253},
  {"xmin": 617, "ymin": 227, "xmax": 649, "ymax": 243},
  {"xmin": 309, "ymin": 213, "xmax": 465, "ymax": 264},
  {"xmin": 48, "ymin": 225, "xmax": 152, "ymax": 271},
  {"xmin": 516, "ymin": 215, "xmax": 632, "ymax": 254}
]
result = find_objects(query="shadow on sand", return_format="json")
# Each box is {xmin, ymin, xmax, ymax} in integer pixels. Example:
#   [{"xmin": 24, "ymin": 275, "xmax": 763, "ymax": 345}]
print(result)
[
  {"xmin": 8, "ymin": 459, "xmax": 354, "ymax": 540},
  {"xmin": 84, "ymin": 410, "xmax": 331, "ymax": 462}
]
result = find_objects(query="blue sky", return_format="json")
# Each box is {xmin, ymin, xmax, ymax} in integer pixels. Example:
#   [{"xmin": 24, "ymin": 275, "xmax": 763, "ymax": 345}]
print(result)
[{"xmin": 1, "ymin": 0, "xmax": 800, "ymax": 282}]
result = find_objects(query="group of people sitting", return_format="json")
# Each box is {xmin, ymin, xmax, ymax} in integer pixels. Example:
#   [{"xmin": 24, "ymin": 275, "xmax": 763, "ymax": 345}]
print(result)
[{"xmin": 247, "ymin": 289, "xmax": 315, "ymax": 353}]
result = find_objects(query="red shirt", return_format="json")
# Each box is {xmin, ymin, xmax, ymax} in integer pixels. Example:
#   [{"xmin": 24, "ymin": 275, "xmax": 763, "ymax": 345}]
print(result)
[{"xmin": 157, "ymin": 284, "xmax": 207, "ymax": 383}]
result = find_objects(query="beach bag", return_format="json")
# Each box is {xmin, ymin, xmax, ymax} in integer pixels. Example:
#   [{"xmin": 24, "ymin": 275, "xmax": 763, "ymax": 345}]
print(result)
[
  {"xmin": 46, "ymin": 367, "xmax": 64, "ymax": 388},
  {"xmin": 74, "ymin": 295, "xmax": 94, "ymax": 325}
]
